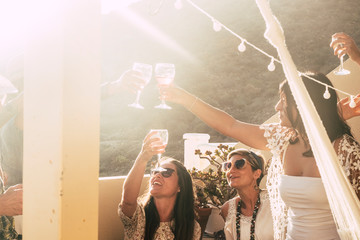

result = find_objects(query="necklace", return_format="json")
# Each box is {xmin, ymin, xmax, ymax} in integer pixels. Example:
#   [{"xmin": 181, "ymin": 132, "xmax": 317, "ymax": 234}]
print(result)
[{"xmin": 236, "ymin": 193, "xmax": 261, "ymax": 240}]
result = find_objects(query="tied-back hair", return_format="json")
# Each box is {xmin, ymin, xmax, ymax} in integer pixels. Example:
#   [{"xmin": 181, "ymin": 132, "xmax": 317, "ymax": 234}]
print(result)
[
  {"xmin": 142, "ymin": 158, "xmax": 196, "ymax": 240},
  {"xmin": 280, "ymin": 72, "xmax": 353, "ymax": 157},
  {"xmin": 227, "ymin": 149, "xmax": 265, "ymax": 186}
]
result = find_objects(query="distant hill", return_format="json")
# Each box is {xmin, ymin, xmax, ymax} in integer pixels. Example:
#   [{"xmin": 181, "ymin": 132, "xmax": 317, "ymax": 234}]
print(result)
[{"xmin": 100, "ymin": 0, "xmax": 360, "ymax": 176}]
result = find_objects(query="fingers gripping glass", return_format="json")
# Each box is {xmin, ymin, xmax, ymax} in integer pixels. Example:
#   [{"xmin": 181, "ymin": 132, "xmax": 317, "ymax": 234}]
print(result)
[
  {"xmin": 151, "ymin": 167, "xmax": 175, "ymax": 178},
  {"xmin": 222, "ymin": 158, "xmax": 247, "ymax": 171},
  {"xmin": 128, "ymin": 62, "xmax": 153, "ymax": 109}
]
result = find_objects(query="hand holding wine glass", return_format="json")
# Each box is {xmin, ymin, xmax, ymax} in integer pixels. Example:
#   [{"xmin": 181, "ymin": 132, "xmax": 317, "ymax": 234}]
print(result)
[
  {"xmin": 155, "ymin": 63, "xmax": 175, "ymax": 109},
  {"xmin": 330, "ymin": 32, "xmax": 360, "ymax": 67},
  {"xmin": 128, "ymin": 62, "xmax": 152, "ymax": 109},
  {"xmin": 331, "ymin": 36, "xmax": 351, "ymax": 75},
  {"xmin": 149, "ymin": 129, "xmax": 168, "ymax": 166}
]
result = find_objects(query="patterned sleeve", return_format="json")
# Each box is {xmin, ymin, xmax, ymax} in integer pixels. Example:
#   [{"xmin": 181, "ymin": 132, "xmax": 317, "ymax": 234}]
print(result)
[
  {"xmin": 118, "ymin": 203, "xmax": 145, "ymax": 239},
  {"xmin": 337, "ymin": 134, "xmax": 360, "ymax": 200},
  {"xmin": 260, "ymin": 123, "xmax": 297, "ymax": 156}
]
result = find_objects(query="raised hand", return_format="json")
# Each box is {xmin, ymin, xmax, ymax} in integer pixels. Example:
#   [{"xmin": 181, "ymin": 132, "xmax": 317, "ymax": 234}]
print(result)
[
  {"xmin": 330, "ymin": 33, "xmax": 360, "ymax": 65},
  {"xmin": 0, "ymin": 184, "xmax": 23, "ymax": 216},
  {"xmin": 138, "ymin": 131, "xmax": 166, "ymax": 163},
  {"xmin": 114, "ymin": 69, "xmax": 147, "ymax": 93},
  {"xmin": 158, "ymin": 84, "xmax": 192, "ymax": 106},
  {"xmin": 338, "ymin": 93, "xmax": 360, "ymax": 120}
]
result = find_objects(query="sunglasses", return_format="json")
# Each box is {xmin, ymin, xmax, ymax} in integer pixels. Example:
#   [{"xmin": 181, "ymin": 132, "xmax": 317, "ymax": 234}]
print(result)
[
  {"xmin": 151, "ymin": 167, "xmax": 175, "ymax": 178},
  {"xmin": 222, "ymin": 158, "xmax": 247, "ymax": 172}
]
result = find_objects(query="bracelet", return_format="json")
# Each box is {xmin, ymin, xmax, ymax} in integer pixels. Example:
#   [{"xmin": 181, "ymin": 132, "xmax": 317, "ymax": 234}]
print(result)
[{"xmin": 189, "ymin": 97, "xmax": 199, "ymax": 111}]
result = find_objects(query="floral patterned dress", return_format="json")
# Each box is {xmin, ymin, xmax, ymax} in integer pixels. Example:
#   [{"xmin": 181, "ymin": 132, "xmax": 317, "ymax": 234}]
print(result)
[
  {"xmin": 119, "ymin": 203, "xmax": 201, "ymax": 240},
  {"xmin": 260, "ymin": 123, "xmax": 360, "ymax": 240}
]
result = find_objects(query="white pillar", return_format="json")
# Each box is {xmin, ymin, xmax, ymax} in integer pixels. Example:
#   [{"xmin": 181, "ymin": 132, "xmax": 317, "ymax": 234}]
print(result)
[
  {"xmin": 23, "ymin": 0, "xmax": 101, "ymax": 239},
  {"xmin": 183, "ymin": 133, "xmax": 210, "ymax": 169}
]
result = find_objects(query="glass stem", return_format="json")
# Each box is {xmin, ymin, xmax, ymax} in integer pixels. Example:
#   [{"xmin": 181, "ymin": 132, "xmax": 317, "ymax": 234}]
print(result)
[
  {"xmin": 135, "ymin": 90, "xmax": 141, "ymax": 104},
  {"xmin": 339, "ymin": 55, "xmax": 344, "ymax": 71}
]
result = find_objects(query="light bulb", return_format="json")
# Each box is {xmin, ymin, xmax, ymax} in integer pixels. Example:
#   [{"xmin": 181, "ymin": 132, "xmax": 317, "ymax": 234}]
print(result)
[
  {"xmin": 212, "ymin": 19, "xmax": 222, "ymax": 32},
  {"xmin": 267, "ymin": 58, "xmax": 275, "ymax": 71},
  {"xmin": 238, "ymin": 41, "xmax": 246, "ymax": 52},
  {"xmin": 174, "ymin": 0, "xmax": 183, "ymax": 10},
  {"xmin": 323, "ymin": 86, "xmax": 331, "ymax": 99},
  {"xmin": 349, "ymin": 96, "xmax": 356, "ymax": 108}
]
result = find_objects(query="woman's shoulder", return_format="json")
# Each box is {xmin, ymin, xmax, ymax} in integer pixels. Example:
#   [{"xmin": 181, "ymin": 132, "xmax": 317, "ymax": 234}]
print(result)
[
  {"xmin": 260, "ymin": 190, "xmax": 269, "ymax": 199},
  {"xmin": 260, "ymin": 123, "xmax": 297, "ymax": 152},
  {"xmin": 220, "ymin": 196, "xmax": 239, "ymax": 220},
  {"xmin": 334, "ymin": 134, "xmax": 360, "ymax": 153}
]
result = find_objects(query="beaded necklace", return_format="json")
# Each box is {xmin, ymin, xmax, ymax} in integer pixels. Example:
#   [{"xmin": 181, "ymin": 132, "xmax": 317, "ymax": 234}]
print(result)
[{"xmin": 236, "ymin": 193, "xmax": 261, "ymax": 240}]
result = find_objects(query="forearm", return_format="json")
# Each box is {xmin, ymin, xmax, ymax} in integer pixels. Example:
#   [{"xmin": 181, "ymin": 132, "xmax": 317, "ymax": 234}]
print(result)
[
  {"xmin": 181, "ymin": 92, "xmax": 238, "ymax": 137},
  {"xmin": 121, "ymin": 153, "xmax": 149, "ymax": 208},
  {"xmin": 180, "ymin": 91, "xmax": 268, "ymax": 149}
]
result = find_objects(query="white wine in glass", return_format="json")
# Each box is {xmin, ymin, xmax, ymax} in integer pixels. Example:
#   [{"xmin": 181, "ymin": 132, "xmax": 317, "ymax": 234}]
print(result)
[
  {"xmin": 128, "ymin": 62, "xmax": 152, "ymax": 109},
  {"xmin": 149, "ymin": 129, "xmax": 168, "ymax": 165},
  {"xmin": 332, "ymin": 39, "xmax": 350, "ymax": 76},
  {"xmin": 154, "ymin": 63, "xmax": 175, "ymax": 109}
]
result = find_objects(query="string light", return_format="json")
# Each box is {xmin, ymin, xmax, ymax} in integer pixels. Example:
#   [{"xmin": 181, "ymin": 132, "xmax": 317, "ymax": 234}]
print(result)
[
  {"xmin": 174, "ymin": 0, "xmax": 183, "ymax": 10},
  {"xmin": 212, "ymin": 19, "xmax": 222, "ymax": 32},
  {"xmin": 349, "ymin": 96, "xmax": 356, "ymax": 108},
  {"xmin": 237, "ymin": 40, "xmax": 246, "ymax": 52},
  {"xmin": 267, "ymin": 57, "xmax": 275, "ymax": 71},
  {"xmin": 179, "ymin": 0, "xmax": 356, "ymax": 101},
  {"xmin": 323, "ymin": 85, "xmax": 331, "ymax": 99}
]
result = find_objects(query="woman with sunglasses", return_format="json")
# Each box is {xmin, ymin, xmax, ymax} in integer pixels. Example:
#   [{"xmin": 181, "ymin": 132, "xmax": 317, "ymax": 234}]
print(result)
[
  {"xmin": 159, "ymin": 72, "xmax": 360, "ymax": 240},
  {"xmin": 220, "ymin": 149, "xmax": 273, "ymax": 240},
  {"xmin": 119, "ymin": 131, "xmax": 201, "ymax": 240}
]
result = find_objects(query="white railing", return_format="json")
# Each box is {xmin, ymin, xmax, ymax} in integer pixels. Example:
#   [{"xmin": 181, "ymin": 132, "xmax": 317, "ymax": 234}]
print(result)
[{"xmin": 183, "ymin": 133, "xmax": 237, "ymax": 170}]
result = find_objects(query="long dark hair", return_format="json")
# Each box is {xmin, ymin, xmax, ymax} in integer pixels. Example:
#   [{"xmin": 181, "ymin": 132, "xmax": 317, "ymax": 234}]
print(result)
[
  {"xmin": 142, "ymin": 158, "xmax": 196, "ymax": 240},
  {"xmin": 280, "ymin": 72, "xmax": 352, "ymax": 156}
]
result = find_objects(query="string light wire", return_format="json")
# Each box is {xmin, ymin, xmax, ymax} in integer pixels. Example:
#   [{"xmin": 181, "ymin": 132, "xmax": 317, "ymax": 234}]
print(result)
[{"xmin": 180, "ymin": 0, "xmax": 357, "ymax": 103}]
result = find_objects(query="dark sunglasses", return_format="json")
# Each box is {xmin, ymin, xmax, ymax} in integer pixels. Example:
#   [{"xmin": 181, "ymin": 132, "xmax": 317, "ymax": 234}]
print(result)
[
  {"xmin": 151, "ymin": 167, "xmax": 175, "ymax": 178},
  {"xmin": 222, "ymin": 158, "xmax": 247, "ymax": 171}
]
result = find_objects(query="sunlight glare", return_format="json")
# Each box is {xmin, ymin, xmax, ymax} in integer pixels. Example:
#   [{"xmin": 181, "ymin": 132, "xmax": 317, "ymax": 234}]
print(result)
[
  {"xmin": 116, "ymin": 7, "xmax": 198, "ymax": 63},
  {"xmin": 0, "ymin": 0, "xmax": 26, "ymax": 55}
]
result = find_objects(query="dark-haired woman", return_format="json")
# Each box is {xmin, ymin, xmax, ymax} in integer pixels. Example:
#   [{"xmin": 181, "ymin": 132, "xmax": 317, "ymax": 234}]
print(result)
[
  {"xmin": 160, "ymin": 72, "xmax": 360, "ymax": 240},
  {"xmin": 119, "ymin": 131, "xmax": 201, "ymax": 240},
  {"xmin": 220, "ymin": 149, "xmax": 273, "ymax": 240}
]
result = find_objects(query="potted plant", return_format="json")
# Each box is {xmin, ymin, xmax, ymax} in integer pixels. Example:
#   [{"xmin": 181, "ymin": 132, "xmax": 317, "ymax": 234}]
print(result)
[{"xmin": 189, "ymin": 144, "xmax": 237, "ymax": 237}]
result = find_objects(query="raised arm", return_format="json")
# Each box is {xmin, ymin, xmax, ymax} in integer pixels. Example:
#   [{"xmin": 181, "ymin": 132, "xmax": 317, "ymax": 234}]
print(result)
[
  {"xmin": 120, "ymin": 131, "xmax": 165, "ymax": 218},
  {"xmin": 160, "ymin": 85, "xmax": 269, "ymax": 150},
  {"xmin": 101, "ymin": 69, "xmax": 146, "ymax": 99}
]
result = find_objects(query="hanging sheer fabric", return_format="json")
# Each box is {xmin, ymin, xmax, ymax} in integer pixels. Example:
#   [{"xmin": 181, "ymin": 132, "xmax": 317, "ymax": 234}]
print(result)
[{"xmin": 255, "ymin": 0, "xmax": 360, "ymax": 239}]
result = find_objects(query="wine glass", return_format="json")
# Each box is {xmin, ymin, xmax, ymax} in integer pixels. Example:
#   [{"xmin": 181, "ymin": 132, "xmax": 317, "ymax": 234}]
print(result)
[
  {"xmin": 128, "ymin": 62, "xmax": 152, "ymax": 109},
  {"xmin": 154, "ymin": 63, "xmax": 175, "ymax": 109},
  {"xmin": 149, "ymin": 129, "xmax": 168, "ymax": 165},
  {"xmin": 332, "ymin": 38, "xmax": 350, "ymax": 75}
]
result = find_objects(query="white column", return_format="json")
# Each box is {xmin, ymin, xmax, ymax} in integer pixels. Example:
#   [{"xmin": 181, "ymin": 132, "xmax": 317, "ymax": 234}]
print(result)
[
  {"xmin": 23, "ymin": 0, "xmax": 101, "ymax": 239},
  {"xmin": 183, "ymin": 133, "xmax": 210, "ymax": 169}
]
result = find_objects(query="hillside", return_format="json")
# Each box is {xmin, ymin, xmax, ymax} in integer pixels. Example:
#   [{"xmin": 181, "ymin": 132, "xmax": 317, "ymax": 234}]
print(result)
[{"xmin": 100, "ymin": 0, "xmax": 360, "ymax": 176}]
